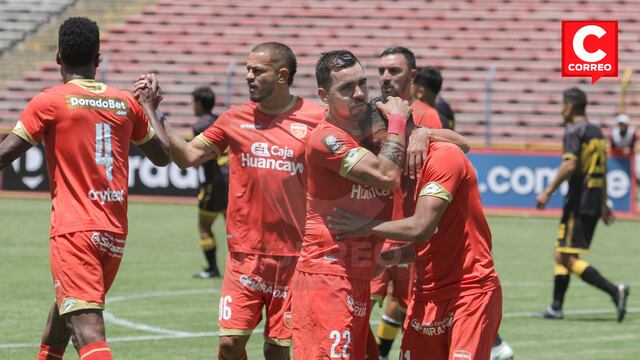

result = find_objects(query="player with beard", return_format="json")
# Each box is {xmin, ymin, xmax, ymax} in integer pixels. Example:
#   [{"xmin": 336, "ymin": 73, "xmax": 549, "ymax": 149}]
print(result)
[
  {"xmin": 372, "ymin": 48, "xmax": 449, "ymax": 360},
  {"xmin": 291, "ymin": 49, "xmax": 412, "ymax": 359},
  {"xmin": 140, "ymin": 42, "xmax": 326, "ymax": 360}
]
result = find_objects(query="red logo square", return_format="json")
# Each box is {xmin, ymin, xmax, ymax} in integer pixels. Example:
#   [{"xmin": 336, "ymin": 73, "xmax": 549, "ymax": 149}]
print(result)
[{"xmin": 562, "ymin": 21, "xmax": 618, "ymax": 84}]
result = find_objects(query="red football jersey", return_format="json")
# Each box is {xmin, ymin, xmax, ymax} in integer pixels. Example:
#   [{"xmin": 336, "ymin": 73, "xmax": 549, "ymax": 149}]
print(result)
[
  {"xmin": 198, "ymin": 97, "xmax": 325, "ymax": 256},
  {"xmin": 384, "ymin": 99, "xmax": 443, "ymax": 250},
  {"xmin": 297, "ymin": 120, "xmax": 393, "ymax": 280},
  {"xmin": 412, "ymin": 142, "xmax": 500, "ymax": 301},
  {"xmin": 411, "ymin": 99, "xmax": 442, "ymax": 130},
  {"xmin": 13, "ymin": 79, "xmax": 155, "ymax": 236}
]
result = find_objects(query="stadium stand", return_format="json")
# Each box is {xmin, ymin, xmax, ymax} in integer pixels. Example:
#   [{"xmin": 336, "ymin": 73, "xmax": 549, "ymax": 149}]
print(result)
[
  {"xmin": 0, "ymin": 0, "xmax": 639, "ymax": 147},
  {"xmin": 0, "ymin": 0, "xmax": 77, "ymax": 54}
]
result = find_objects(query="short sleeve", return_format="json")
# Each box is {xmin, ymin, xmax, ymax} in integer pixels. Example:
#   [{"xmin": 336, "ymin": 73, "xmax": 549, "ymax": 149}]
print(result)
[
  {"xmin": 128, "ymin": 94, "xmax": 155, "ymax": 146},
  {"xmin": 307, "ymin": 127, "xmax": 372, "ymax": 177},
  {"xmin": 417, "ymin": 145, "xmax": 466, "ymax": 202},
  {"xmin": 198, "ymin": 112, "xmax": 229, "ymax": 152},
  {"xmin": 13, "ymin": 92, "xmax": 55, "ymax": 145},
  {"xmin": 562, "ymin": 128, "xmax": 580, "ymax": 160}
]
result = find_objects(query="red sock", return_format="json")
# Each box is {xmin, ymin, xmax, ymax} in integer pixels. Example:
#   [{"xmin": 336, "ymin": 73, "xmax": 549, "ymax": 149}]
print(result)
[
  {"xmin": 37, "ymin": 344, "xmax": 65, "ymax": 360},
  {"xmin": 78, "ymin": 342, "xmax": 113, "ymax": 360},
  {"xmin": 217, "ymin": 347, "xmax": 247, "ymax": 360}
]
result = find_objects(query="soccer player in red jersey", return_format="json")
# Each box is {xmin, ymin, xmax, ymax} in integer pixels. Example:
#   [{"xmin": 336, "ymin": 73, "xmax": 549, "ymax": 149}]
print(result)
[
  {"xmin": 143, "ymin": 42, "xmax": 326, "ymax": 360},
  {"xmin": 374, "ymin": 47, "xmax": 457, "ymax": 359},
  {"xmin": 0, "ymin": 17, "xmax": 170, "ymax": 360},
  {"xmin": 291, "ymin": 49, "xmax": 412, "ymax": 360},
  {"xmin": 329, "ymin": 141, "xmax": 502, "ymax": 360}
]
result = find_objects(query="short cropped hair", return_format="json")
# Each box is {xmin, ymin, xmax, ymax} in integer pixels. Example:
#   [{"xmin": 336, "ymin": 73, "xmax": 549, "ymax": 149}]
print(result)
[
  {"xmin": 192, "ymin": 87, "xmax": 216, "ymax": 112},
  {"xmin": 563, "ymin": 87, "xmax": 587, "ymax": 115},
  {"xmin": 58, "ymin": 17, "xmax": 100, "ymax": 67},
  {"xmin": 252, "ymin": 42, "xmax": 297, "ymax": 85},
  {"xmin": 414, "ymin": 66, "xmax": 443, "ymax": 95},
  {"xmin": 315, "ymin": 50, "xmax": 361, "ymax": 90},
  {"xmin": 380, "ymin": 47, "xmax": 416, "ymax": 70}
]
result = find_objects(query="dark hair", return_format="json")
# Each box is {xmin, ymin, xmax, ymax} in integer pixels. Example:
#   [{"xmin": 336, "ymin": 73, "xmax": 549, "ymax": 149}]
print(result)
[
  {"xmin": 315, "ymin": 50, "xmax": 361, "ymax": 90},
  {"xmin": 252, "ymin": 42, "xmax": 297, "ymax": 85},
  {"xmin": 192, "ymin": 87, "xmax": 216, "ymax": 112},
  {"xmin": 563, "ymin": 87, "xmax": 587, "ymax": 115},
  {"xmin": 58, "ymin": 17, "xmax": 100, "ymax": 67},
  {"xmin": 380, "ymin": 47, "xmax": 416, "ymax": 70},
  {"xmin": 414, "ymin": 66, "xmax": 443, "ymax": 95}
]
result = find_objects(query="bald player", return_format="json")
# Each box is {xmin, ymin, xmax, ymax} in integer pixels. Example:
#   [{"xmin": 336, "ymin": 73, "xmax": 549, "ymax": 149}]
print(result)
[{"xmin": 142, "ymin": 42, "xmax": 326, "ymax": 359}]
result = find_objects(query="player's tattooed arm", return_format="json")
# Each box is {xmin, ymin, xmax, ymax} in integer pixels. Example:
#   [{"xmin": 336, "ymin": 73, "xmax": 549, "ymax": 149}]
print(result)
[
  {"xmin": 380, "ymin": 139, "xmax": 405, "ymax": 167},
  {"xmin": 341, "ymin": 97, "xmax": 410, "ymax": 190}
]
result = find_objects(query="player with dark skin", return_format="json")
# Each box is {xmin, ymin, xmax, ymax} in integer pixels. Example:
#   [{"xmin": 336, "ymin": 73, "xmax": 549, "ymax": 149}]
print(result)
[{"xmin": 0, "ymin": 17, "xmax": 169, "ymax": 360}]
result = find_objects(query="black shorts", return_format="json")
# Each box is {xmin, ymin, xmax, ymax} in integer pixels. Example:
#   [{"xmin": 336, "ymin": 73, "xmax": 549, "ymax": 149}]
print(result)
[
  {"xmin": 198, "ymin": 182, "xmax": 228, "ymax": 216},
  {"xmin": 555, "ymin": 210, "xmax": 599, "ymax": 254}
]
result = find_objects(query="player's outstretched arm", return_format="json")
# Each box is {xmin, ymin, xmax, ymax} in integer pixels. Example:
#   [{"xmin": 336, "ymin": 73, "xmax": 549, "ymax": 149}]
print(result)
[
  {"xmin": 0, "ymin": 134, "xmax": 32, "ymax": 171},
  {"xmin": 134, "ymin": 74, "xmax": 219, "ymax": 169},
  {"xmin": 164, "ymin": 121, "xmax": 220, "ymax": 169},
  {"xmin": 328, "ymin": 194, "xmax": 449, "ymax": 243},
  {"xmin": 343, "ymin": 97, "xmax": 410, "ymax": 190}
]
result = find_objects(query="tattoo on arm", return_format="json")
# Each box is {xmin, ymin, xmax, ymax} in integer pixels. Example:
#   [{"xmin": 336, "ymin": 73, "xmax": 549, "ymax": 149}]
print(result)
[{"xmin": 380, "ymin": 139, "xmax": 405, "ymax": 167}]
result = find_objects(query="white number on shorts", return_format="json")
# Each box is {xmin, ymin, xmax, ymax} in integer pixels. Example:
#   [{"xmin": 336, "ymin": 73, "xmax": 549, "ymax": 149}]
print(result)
[
  {"xmin": 95, "ymin": 123, "xmax": 113, "ymax": 181},
  {"xmin": 219, "ymin": 295, "xmax": 232, "ymax": 320},
  {"xmin": 329, "ymin": 330, "xmax": 351, "ymax": 358},
  {"xmin": 403, "ymin": 350, "xmax": 411, "ymax": 360}
]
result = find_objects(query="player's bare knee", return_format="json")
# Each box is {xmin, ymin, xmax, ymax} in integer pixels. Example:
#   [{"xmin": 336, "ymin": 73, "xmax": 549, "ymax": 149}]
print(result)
[
  {"xmin": 219, "ymin": 336, "xmax": 247, "ymax": 358},
  {"xmin": 263, "ymin": 342, "xmax": 290, "ymax": 360}
]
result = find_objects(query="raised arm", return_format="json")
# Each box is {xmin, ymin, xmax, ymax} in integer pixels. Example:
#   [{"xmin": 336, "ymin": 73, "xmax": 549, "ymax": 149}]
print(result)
[
  {"xmin": 134, "ymin": 74, "xmax": 171, "ymax": 166},
  {"xmin": 134, "ymin": 74, "xmax": 220, "ymax": 169},
  {"xmin": 343, "ymin": 97, "xmax": 411, "ymax": 190}
]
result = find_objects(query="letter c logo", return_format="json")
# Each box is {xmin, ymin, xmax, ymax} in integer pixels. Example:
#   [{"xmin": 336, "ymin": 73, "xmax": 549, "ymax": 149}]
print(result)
[{"xmin": 572, "ymin": 25, "xmax": 607, "ymax": 63}]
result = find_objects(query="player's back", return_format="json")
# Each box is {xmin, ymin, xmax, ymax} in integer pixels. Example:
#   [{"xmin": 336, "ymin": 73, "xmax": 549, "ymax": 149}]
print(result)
[
  {"xmin": 14, "ymin": 79, "xmax": 153, "ymax": 236},
  {"xmin": 413, "ymin": 142, "xmax": 499, "ymax": 301}
]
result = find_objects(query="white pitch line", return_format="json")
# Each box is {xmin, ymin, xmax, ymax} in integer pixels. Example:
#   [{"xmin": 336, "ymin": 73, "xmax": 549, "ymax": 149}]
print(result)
[
  {"xmin": 103, "ymin": 311, "xmax": 192, "ymax": 336},
  {"xmin": 1, "ymin": 288, "xmax": 637, "ymax": 350}
]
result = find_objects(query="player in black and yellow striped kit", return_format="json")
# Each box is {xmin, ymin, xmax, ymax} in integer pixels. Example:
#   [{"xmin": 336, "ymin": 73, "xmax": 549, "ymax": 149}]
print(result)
[
  {"xmin": 536, "ymin": 87, "xmax": 629, "ymax": 322},
  {"xmin": 190, "ymin": 87, "xmax": 229, "ymax": 279}
]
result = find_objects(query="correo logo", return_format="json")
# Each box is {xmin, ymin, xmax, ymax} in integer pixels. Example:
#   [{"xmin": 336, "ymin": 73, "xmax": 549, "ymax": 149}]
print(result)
[{"xmin": 562, "ymin": 20, "xmax": 617, "ymax": 83}]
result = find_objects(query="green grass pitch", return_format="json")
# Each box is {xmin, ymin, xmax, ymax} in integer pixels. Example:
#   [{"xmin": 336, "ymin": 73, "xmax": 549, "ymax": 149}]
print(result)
[{"xmin": 1, "ymin": 197, "xmax": 638, "ymax": 359}]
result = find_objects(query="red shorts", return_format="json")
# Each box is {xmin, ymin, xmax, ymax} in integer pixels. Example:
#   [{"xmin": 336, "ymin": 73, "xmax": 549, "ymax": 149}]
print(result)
[
  {"xmin": 218, "ymin": 252, "xmax": 297, "ymax": 345},
  {"xmin": 370, "ymin": 263, "xmax": 414, "ymax": 310},
  {"xmin": 50, "ymin": 231, "xmax": 125, "ymax": 315},
  {"xmin": 400, "ymin": 288, "xmax": 502, "ymax": 360},
  {"xmin": 291, "ymin": 270, "xmax": 372, "ymax": 359}
]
